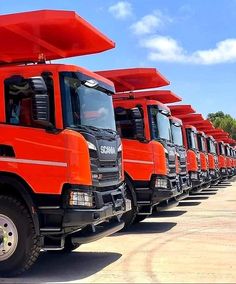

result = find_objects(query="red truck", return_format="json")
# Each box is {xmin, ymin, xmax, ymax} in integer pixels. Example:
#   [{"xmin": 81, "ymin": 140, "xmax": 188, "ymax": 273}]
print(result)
[
  {"xmin": 96, "ymin": 68, "xmax": 183, "ymax": 227},
  {"xmin": 0, "ymin": 10, "xmax": 131, "ymax": 276},
  {"xmin": 168, "ymin": 106, "xmax": 203, "ymax": 192}
]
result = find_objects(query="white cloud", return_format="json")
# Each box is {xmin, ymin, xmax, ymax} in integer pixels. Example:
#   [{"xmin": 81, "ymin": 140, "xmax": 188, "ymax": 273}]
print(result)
[
  {"xmin": 108, "ymin": 1, "xmax": 133, "ymax": 20},
  {"xmin": 193, "ymin": 39, "xmax": 236, "ymax": 64},
  {"xmin": 141, "ymin": 36, "xmax": 236, "ymax": 65},
  {"xmin": 130, "ymin": 10, "xmax": 172, "ymax": 35}
]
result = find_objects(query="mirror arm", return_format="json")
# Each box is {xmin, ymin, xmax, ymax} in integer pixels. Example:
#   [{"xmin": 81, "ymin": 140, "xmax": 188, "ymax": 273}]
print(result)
[{"xmin": 45, "ymin": 123, "xmax": 61, "ymax": 134}]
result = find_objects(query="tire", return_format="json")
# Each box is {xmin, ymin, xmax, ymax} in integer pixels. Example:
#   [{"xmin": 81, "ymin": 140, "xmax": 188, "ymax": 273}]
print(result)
[
  {"xmin": 133, "ymin": 214, "xmax": 147, "ymax": 224},
  {"xmin": 0, "ymin": 195, "xmax": 40, "ymax": 277},
  {"xmin": 62, "ymin": 236, "xmax": 81, "ymax": 253},
  {"xmin": 121, "ymin": 179, "xmax": 137, "ymax": 230}
]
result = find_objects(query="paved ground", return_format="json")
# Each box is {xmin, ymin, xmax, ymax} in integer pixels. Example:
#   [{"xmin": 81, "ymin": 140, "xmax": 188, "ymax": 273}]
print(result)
[{"xmin": 1, "ymin": 177, "xmax": 236, "ymax": 283}]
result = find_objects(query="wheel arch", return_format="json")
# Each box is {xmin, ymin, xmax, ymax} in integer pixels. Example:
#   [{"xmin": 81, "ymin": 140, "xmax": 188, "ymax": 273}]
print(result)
[{"xmin": 0, "ymin": 172, "xmax": 40, "ymax": 235}]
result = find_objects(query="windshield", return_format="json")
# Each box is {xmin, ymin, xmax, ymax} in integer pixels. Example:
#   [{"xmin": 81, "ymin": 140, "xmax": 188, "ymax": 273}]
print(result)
[
  {"xmin": 220, "ymin": 143, "xmax": 225, "ymax": 155},
  {"xmin": 207, "ymin": 139, "xmax": 216, "ymax": 154},
  {"xmin": 197, "ymin": 134, "xmax": 207, "ymax": 152},
  {"xmin": 60, "ymin": 72, "xmax": 116, "ymax": 131},
  {"xmin": 186, "ymin": 129, "xmax": 198, "ymax": 150},
  {"xmin": 171, "ymin": 123, "xmax": 183, "ymax": 146},
  {"xmin": 149, "ymin": 106, "xmax": 171, "ymax": 141},
  {"xmin": 226, "ymin": 146, "xmax": 230, "ymax": 156}
]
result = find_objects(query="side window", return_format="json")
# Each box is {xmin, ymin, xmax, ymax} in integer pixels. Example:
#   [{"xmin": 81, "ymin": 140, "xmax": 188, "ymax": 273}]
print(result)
[
  {"xmin": 186, "ymin": 129, "xmax": 192, "ymax": 148},
  {"xmin": 115, "ymin": 107, "xmax": 136, "ymax": 139},
  {"xmin": 4, "ymin": 74, "xmax": 55, "ymax": 127}
]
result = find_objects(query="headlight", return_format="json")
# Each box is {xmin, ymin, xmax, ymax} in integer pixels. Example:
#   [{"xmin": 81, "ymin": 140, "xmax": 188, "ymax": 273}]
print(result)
[
  {"xmin": 191, "ymin": 172, "xmax": 198, "ymax": 180},
  {"xmin": 69, "ymin": 190, "xmax": 94, "ymax": 207},
  {"xmin": 87, "ymin": 141, "xmax": 97, "ymax": 151},
  {"xmin": 155, "ymin": 177, "xmax": 168, "ymax": 189}
]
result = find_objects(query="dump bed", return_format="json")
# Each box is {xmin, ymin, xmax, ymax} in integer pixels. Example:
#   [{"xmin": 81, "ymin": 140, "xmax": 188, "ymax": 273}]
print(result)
[
  {"xmin": 96, "ymin": 68, "xmax": 169, "ymax": 92},
  {"xmin": 0, "ymin": 10, "xmax": 115, "ymax": 64}
]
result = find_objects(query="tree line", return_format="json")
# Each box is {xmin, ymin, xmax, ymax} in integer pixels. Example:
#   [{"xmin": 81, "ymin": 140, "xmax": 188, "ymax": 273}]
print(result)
[{"xmin": 207, "ymin": 111, "xmax": 236, "ymax": 140}]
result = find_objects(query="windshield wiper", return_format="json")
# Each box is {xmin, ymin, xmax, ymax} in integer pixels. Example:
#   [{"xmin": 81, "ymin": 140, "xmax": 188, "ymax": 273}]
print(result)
[{"xmin": 101, "ymin": 128, "xmax": 117, "ymax": 135}]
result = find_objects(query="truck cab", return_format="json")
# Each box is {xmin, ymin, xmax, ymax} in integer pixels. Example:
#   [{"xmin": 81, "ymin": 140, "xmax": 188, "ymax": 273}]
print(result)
[
  {"xmin": 169, "ymin": 116, "xmax": 190, "ymax": 198},
  {"xmin": 206, "ymin": 136, "xmax": 220, "ymax": 185},
  {"xmin": 96, "ymin": 68, "xmax": 181, "ymax": 227},
  {"xmin": 225, "ymin": 144, "xmax": 234, "ymax": 178},
  {"xmin": 114, "ymin": 98, "xmax": 180, "ymax": 224},
  {"xmin": 0, "ymin": 10, "xmax": 131, "ymax": 276},
  {"xmin": 217, "ymin": 141, "xmax": 228, "ymax": 180},
  {"xmin": 197, "ymin": 131, "xmax": 211, "ymax": 188},
  {"xmin": 183, "ymin": 125, "xmax": 203, "ymax": 192}
]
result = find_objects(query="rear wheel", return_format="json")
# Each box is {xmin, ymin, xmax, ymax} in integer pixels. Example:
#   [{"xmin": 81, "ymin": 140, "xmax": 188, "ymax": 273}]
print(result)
[
  {"xmin": 121, "ymin": 179, "xmax": 137, "ymax": 230},
  {"xmin": 0, "ymin": 195, "xmax": 40, "ymax": 277}
]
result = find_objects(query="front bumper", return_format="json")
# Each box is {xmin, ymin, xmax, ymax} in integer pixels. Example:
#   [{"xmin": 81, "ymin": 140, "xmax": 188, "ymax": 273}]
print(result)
[
  {"xmin": 134, "ymin": 175, "xmax": 179, "ymax": 214},
  {"xmin": 179, "ymin": 173, "xmax": 191, "ymax": 192},
  {"xmin": 220, "ymin": 168, "xmax": 228, "ymax": 180},
  {"xmin": 63, "ymin": 185, "xmax": 131, "ymax": 228},
  {"xmin": 201, "ymin": 170, "xmax": 211, "ymax": 188},
  {"xmin": 189, "ymin": 171, "xmax": 203, "ymax": 191},
  {"xmin": 209, "ymin": 169, "xmax": 220, "ymax": 185},
  {"xmin": 227, "ymin": 168, "xmax": 234, "ymax": 178}
]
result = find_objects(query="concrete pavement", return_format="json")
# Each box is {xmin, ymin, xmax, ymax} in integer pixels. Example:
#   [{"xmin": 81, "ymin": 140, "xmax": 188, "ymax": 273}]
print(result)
[{"xmin": 1, "ymin": 178, "xmax": 236, "ymax": 283}]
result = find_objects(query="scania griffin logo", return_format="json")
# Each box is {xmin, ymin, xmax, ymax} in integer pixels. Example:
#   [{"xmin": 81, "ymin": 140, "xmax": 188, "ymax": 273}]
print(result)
[{"xmin": 100, "ymin": 146, "xmax": 116, "ymax": 154}]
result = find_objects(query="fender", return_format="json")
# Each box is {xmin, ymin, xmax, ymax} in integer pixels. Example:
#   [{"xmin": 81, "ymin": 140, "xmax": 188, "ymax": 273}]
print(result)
[{"xmin": 0, "ymin": 172, "xmax": 40, "ymax": 235}]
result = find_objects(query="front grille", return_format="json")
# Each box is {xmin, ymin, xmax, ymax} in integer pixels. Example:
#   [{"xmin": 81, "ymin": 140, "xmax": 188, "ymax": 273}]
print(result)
[
  {"xmin": 168, "ymin": 160, "xmax": 176, "ymax": 176},
  {"xmin": 101, "ymin": 171, "xmax": 120, "ymax": 181},
  {"xmin": 89, "ymin": 149, "xmax": 121, "ymax": 186}
]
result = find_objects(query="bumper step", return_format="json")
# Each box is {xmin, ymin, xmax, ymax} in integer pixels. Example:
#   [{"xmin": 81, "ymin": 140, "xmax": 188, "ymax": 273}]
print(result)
[
  {"xmin": 71, "ymin": 221, "xmax": 124, "ymax": 245},
  {"xmin": 156, "ymin": 198, "xmax": 179, "ymax": 211}
]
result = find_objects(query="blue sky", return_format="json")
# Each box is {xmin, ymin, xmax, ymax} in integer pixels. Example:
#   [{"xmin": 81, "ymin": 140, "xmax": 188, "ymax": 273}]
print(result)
[{"xmin": 1, "ymin": 0, "xmax": 236, "ymax": 117}]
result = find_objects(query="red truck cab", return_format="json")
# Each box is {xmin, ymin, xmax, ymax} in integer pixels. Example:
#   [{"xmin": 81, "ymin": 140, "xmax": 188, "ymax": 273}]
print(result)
[
  {"xmin": 96, "ymin": 68, "xmax": 182, "ymax": 227},
  {"xmin": 206, "ymin": 136, "xmax": 220, "ymax": 185},
  {"xmin": 168, "ymin": 105, "xmax": 202, "ymax": 192},
  {"xmin": 0, "ymin": 10, "xmax": 131, "ymax": 276},
  {"xmin": 169, "ymin": 116, "xmax": 190, "ymax": 198},
  {"xmin": 196, "ymin": 131, "xmax": 211, "ymax": 188}
]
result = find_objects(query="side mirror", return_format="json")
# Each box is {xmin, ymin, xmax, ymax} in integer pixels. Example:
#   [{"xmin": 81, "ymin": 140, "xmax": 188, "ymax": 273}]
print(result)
[
  {"xmin": 30, "ymin": 77, "xmax": 52, "ymax": 128},
  {"xmin": 130, "ymin": 107, "xmax": 145, "ymax": 141}
]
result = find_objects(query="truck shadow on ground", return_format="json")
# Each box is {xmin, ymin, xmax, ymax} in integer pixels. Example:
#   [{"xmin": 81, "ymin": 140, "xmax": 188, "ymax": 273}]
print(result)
[
  {"xmin": 151, "ymin": 210, "xmax": 187, "ymax": 218},
  {"xmin": 3, "ymin": 251, "xmax": 122, "ymax": 283},
  {"xmin": 178, "ymin": 201, "xmax": 202, "ymax": 207},
  {"xmin": 114, "ymin": 221, "xmax": 177, "ymax": 236},
  {"xmin": 185, "ymin": 196, "xmax": 209, "ymax": 201}
]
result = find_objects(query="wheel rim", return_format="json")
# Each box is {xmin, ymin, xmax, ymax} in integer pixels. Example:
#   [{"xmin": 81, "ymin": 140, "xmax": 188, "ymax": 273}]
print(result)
[{"xmin": 0, "ymin": 214, "xmax": 18, "ymax": 261}]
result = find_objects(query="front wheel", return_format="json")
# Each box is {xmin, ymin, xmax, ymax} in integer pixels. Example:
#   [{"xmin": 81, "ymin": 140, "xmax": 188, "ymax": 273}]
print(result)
[
  {"xmin": 121, "ymin": 179, "xmax": 137, "ymax": 230},
  {"xmin": 0, "ymin": 195, "xmax": 40, "ymax": 277}
]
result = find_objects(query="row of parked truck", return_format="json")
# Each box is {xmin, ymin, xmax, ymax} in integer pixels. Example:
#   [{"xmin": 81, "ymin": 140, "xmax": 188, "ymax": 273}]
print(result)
[{"xmin": 0, "ymin": 10, "xmax": 235, "ymax": 277}]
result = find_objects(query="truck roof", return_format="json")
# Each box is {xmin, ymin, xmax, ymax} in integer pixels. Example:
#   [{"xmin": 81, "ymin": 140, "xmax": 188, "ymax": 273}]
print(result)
[
  {"xmin": 113, "ymin": 90, "xmax": 181, "ymax": 103},
  {"xmin": 96, "ymin": 68, "xmax": 169, "ymax": 92},
  {"xmin": 168, "ymin": 105, "xmax": 196, "ymax": 116},
  {"xmin": 0, "ymin": 10, "xmax": 115, "ymax": 65}
]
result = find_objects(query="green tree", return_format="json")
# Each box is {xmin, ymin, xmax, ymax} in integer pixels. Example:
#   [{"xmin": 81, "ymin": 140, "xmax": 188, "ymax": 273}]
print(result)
[{"xmin": 207, "ymin": 111, "xmax": 236, "ymax": 140}]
